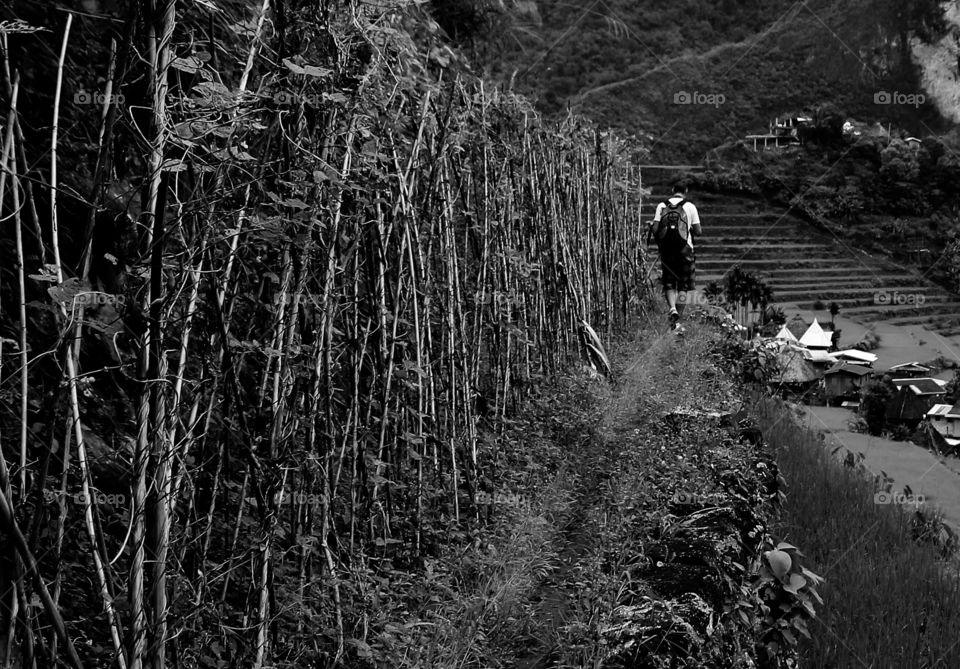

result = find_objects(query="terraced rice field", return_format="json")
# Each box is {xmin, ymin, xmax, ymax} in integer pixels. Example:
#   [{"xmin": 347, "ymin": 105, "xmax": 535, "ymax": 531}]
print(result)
[{"xmin": 640, "ymin": 188, "xmax": 960, "ymax": 335}]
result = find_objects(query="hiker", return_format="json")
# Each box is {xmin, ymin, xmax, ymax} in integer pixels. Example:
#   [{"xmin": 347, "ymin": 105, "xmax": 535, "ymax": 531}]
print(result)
[{"xmin": 648, "ymin": 180, "xmax": 701, "ymax": 334}]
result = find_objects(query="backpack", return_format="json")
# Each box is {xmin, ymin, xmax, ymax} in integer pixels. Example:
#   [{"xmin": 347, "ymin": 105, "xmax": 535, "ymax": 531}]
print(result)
[{"xmin": 649, "ymin": 199, "xmax": 690, "ymax": 254}]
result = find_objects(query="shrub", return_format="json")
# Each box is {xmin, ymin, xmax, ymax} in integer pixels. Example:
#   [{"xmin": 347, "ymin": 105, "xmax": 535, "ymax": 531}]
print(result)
[{"xmin": 860, "ymin": 381, "xmax": 895, "ymax": 436}]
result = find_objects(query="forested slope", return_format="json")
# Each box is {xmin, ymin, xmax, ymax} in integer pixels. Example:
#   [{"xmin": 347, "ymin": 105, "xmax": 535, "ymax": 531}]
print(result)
[{"xmin": 485, "ymin": 0, "xmax": 952, "ymax": 161}]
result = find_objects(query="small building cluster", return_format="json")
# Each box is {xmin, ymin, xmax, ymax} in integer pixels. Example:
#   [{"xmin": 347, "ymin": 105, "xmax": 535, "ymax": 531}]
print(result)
[{"xmin": 762, "ymin": 317, "xmax": 953, "ymax": 438}]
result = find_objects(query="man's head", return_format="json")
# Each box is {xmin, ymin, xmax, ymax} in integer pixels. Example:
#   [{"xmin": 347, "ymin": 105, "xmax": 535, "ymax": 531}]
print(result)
[{"xmin": 671, "ymin": 178, "xmax": 690, "ymax": 196}]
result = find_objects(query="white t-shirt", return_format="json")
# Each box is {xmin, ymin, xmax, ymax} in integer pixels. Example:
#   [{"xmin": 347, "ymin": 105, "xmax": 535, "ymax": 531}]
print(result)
[{"xmin": 653, "ymin": 196, "xmax": 700, "ymax": 250}]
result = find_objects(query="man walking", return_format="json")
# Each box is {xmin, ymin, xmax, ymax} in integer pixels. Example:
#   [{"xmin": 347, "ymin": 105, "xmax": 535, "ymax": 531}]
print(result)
[{"xmin": 648, "ymin": 180, "xmax": 701, "ymax": 334}]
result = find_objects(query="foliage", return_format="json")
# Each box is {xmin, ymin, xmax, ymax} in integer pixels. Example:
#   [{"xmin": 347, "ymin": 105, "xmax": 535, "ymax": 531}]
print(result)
[
  {"xmin": 705, "ymin": 265, "xmax": 775, "ymax": 329},
  {"xmin": 751, "ymin": 542, "xmax": 823, "ymax": 666},
  {"xmin": 944, "ymin": 370, "xmax": 960, "ymax": 404},
  {"xmin": 861, "ymin": 380, "xmax": 897, "ymax": 435},
  {"xmin": 852, "ymin": 330, "xmax": 881, "ymax": 352},
  {"xmin": 910, "ymin": 507, "xmax": 959, "ymax": 561}
]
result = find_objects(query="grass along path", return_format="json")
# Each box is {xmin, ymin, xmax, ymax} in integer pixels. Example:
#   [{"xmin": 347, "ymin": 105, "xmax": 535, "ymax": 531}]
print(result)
[{"xmin": 756, "ymin": 398, "xmax": 960, "ymax": 668}]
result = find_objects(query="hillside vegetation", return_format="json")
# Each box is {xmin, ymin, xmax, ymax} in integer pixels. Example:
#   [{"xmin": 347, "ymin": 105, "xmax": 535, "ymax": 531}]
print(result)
[{"xmin": 485, "ymin": 0, "xmax": 952, "ymax": 161}]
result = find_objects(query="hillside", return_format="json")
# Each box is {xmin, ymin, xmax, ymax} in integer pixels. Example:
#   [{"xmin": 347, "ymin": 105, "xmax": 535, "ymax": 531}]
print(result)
[{"xmin": 485, "ymin": 0, "xmax": 955, "ymax": 162}]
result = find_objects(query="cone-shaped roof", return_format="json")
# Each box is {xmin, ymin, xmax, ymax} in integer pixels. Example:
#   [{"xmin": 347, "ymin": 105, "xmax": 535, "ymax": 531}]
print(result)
[
  {"xmin": 799, "ymin": 318, "xmax": 832, "ymax": 349},
  {"xmin": 775, "ymin": 324, "xmax": 799, "ymax": 342}
]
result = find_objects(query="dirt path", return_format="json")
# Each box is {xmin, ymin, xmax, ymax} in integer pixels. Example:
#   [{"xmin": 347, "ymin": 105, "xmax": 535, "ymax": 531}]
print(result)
[
  {"xmin": 511, "ymin": 312, "xmax": 749, "ymax": 667},
  {"xmin": 512, "ymin": 334, "xmax": 661, "ymax": 669}
]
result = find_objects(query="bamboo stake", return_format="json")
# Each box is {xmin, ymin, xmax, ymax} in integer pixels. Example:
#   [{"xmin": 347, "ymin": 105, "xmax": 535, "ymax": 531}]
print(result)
[
  {"xmin": 0, "ymin": 491, "xmax": 83, "ymax": 669},
  {"xmin": 47, "ymin": 13, "xmax": 128, "ymax": 666},
  {"xmin": 0, "ymin": 74, "xmax": 28, "ymax": 501},
  {"xmin": 0, "ymin": 34, "xmax": 46, "ymax": 265}
]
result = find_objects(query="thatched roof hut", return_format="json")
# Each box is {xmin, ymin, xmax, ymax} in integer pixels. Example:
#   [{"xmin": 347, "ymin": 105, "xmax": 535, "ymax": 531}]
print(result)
[{"xmin": 772, "ymin": 346, "xmax": 819, "ymax": 385}]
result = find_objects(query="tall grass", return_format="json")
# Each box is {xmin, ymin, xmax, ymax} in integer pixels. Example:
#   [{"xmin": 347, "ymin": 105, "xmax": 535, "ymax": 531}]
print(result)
[{"xmin": 755, "ymin": 397, "xmax": 960, "ymax": 668}]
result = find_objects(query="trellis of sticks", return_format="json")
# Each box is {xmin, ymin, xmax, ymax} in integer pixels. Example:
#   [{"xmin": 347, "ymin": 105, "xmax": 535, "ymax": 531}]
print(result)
[{"xmin": 0, "ymin": 3, "xmax": 651, "ymax": 666}]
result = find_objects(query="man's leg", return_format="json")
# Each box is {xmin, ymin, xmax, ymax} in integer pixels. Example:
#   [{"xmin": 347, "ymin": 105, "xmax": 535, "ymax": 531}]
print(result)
[
  {"xmin": 661, "ymin": 256, "xmax": 680, "ymax": 327},
  {"xmin": 665, "ymin": 288, "xmax": 678, "ymax": 312},
  {"xmin": 676, "ymin": 250, "xmax": 695, "ymax": 322}
]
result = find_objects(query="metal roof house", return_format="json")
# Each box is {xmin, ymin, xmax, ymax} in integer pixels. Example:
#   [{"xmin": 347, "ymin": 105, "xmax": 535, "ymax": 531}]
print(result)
[
  {"xmin": 891, "ymin": 378, "xmax": 948, "ymax": 395},
  {"xmin": 926, "ymin": 403, "xmax": 960, "ymax": 451},
  {"xmin": 886, "ymin": 362, "xmax": 934, "ymax": 377},
  {"xmin": 833, "ymin": 349, "xmax": 878, "ymax": 367},
  {"xmin": 887, "ymin": 378, "xmax": 948, "ymax": 426},
  {"xmin": 824, "ymin": 362, "xmax": 872, "ymax": 403}
]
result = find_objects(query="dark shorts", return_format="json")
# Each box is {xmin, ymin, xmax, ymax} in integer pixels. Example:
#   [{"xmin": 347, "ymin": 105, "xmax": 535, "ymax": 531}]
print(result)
[{"xmin": 660, "ymin": 246, "xmax": 696, "ymax": 292}]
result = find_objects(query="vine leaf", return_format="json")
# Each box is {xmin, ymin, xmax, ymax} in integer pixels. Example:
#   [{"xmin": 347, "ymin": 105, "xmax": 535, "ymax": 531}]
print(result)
[{"xmin": 282, "ymin": 58, "xmax": 333, "ymax": 79}]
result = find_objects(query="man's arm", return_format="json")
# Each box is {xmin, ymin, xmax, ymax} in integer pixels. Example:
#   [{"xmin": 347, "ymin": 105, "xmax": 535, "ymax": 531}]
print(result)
[
  {"xmin": 688, "ymin": 203, "xmax": 702, "ymax": 237},
  {"xmin": 647, "ymin": 202, "xmax": 665, "ymax": 247}
]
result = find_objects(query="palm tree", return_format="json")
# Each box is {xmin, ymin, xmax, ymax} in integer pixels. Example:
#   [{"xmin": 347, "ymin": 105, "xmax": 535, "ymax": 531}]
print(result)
[{"xmin": 725, "ymin": 265, "xmax": 751, "ymax": 326}]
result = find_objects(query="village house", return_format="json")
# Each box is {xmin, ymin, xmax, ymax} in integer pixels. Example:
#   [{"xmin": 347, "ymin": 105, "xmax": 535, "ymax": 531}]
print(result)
[
  {"xmin": 926, "ymin": 403, "xmax": 960, "ymax": 439},
  {"xmin": 833, "ymin": 349, "xmax": 877, "ymax": 367},
  {"xmin": 770, "ymin": 344, "xmax": 819, "ymax": 398},
  {"xmin": 886, "ymin": 377, "xmax": 948, "ymax": 427},
  {"xmin": 824, "ymin": 362, "xmax": 872, "ymax": 405},
  {"xmin": 925, "ymin": 403, "xmax": 960, "ymax": 453},
  {"xmin": 885, "ymin": 362, "xmax": 934, "ymax": 378},
  {"xmin": 802, "ymin": 348, "xmax": 838, "ymax": 373}
]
